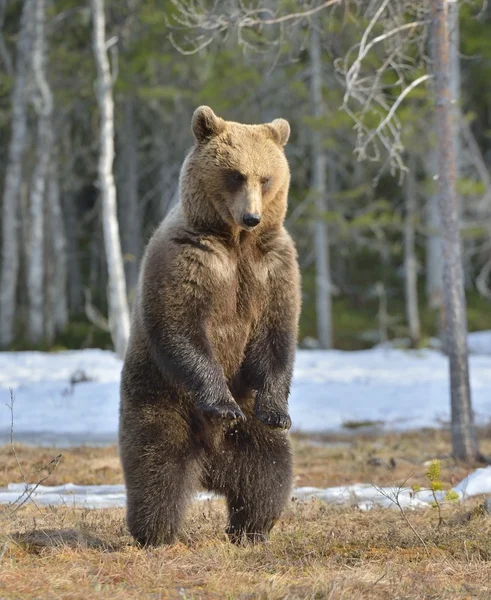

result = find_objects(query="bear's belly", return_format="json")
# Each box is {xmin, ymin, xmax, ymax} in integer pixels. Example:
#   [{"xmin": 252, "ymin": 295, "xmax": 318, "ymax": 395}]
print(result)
[{"xmin": 207, "ymin": 316, "xmax": 251, "ymax": 380}]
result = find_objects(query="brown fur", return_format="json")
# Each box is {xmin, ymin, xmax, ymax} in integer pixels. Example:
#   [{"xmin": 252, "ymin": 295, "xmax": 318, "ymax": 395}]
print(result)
[{"xmin": 119, "ymin": 106, "xmax": 301, "ymax": 546}]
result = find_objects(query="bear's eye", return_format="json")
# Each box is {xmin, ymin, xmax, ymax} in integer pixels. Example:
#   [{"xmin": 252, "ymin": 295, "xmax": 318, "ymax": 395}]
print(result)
[
  {"xmin": 261, "ymin": 176, "xmax": 271, "ymax": 187},
  {"xmin": 228, "ymin": 170, "xmax": 245, "ymax": 184}
]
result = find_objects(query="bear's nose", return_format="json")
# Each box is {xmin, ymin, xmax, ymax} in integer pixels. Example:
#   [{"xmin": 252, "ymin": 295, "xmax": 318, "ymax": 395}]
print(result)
[{"xmin": 242, "ymin": 213, "xmax": 261, "ymax": 228}]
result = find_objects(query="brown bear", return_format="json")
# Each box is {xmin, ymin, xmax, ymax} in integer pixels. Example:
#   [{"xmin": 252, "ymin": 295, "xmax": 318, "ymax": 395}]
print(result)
[{"xmin": 119, "ymin": 106, "xmax": 301, "ymax": 547}]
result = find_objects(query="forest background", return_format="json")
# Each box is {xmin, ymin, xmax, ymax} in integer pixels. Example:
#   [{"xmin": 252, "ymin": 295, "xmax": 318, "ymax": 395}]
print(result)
[{"xmin": 1, "ymin": 0, "xmax": 490, "ymax": 355}]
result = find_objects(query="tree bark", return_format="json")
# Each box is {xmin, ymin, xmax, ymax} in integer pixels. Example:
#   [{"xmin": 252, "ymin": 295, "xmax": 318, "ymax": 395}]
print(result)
[
  {"xmin": 118, "ymin": 96, "xmax": 141, "ymax": 299},
  {"xmin": 27, "ymin": 0, "xmax": 52, "ymax": 344},
  {"xmin": 46, "ymin": 161, "xmax": 68, "ymax": 337},
  {"xmin": 431, "ymin": 0, "xmax": 478, "ymax": 461},
  {"xmin": 91, "ymin": 0, "xmax": 130, "ymax": 358},
  {"xmin": 404, "ymin": 162, "xmax": 421, "ymax": 348},
  {"xmin": 426, "ymin": 147, "xmax": 444, "ymax": 312},
  {"xmin": 426, "ymin": 17, "xmax": 444, "ymax": 315},
  {"xmin": 44, "ymin": 193, "xmax": 55, "ymax": 345},
  {"xmin": 448, "ymin": 0, "xmax": 461, "ymax": 212},
  {"xmin": 0, "ymin": 0, "xmax": 13, "ymax": 76},
  {"xmin": 0, "ymin": 0, "xmax": 34, "ymax": 348},
  {"xmin": 310, "ymin": 25, "xmax": 333, "ymax": 349},
  {"xmin": 63, "ymin": 190, "xmax": 83, "ymax": 314}
]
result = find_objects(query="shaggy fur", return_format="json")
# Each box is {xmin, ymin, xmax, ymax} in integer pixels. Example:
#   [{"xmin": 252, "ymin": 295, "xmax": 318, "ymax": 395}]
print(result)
[{"xmin": 119, "ymin": 106, "xmax": 301, "ymax": 546}]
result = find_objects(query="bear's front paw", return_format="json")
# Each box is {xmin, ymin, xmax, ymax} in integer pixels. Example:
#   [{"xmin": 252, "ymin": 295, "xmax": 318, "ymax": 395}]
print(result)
[
  {"xmin": 200, "ymin": 400, "xmax": 246, "ymax": 422},
  {"xmin": 254, "ymin": 407, "xmax": 291, "ymax": 430}
]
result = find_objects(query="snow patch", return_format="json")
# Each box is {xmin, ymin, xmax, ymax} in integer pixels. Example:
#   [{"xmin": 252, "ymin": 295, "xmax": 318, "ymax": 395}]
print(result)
[
  {"xmin": 2, "ymin": 467, "xmax": 490, "ymax": 510},
  {"xmin": 0, "ymin": 347, "xmax": 490, "ymax": 444},
  {"xmin": 468, "ymin": 331, "xmax": 491, "ymax": 356}
]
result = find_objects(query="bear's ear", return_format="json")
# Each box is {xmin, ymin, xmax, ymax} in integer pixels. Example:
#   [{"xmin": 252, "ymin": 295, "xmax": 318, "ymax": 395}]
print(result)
[
  {"xmin": 265, "ymin": 118, "xmax": 290, "ymax": 147},
  {"xmin": 192, "ymin": 106, "xmax": 225, "ymax": 143}
]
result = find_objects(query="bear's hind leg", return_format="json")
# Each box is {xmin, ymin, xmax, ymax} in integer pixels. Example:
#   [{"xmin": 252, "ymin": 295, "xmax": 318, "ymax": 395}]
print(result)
[
  {"xmin": 121, "ymin": 408, "xmax": 201, "ymax": 548},
  {"xmin": 125, "ymin": 454, "xmax": 200, "ymax": 547},
  {"xmin": 220, "ymin": 426, "xmax": 293, "ymax": 544}
]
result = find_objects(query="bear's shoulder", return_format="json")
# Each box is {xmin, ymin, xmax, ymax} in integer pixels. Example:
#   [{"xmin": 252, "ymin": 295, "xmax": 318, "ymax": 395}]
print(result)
[{"xmin": 143, "ymin": 205, "xmax": 234, "ymax": 287}]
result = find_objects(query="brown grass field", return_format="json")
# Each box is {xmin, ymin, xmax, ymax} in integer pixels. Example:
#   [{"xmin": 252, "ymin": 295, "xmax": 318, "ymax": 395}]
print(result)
[{"xmin": 1, "ymin": 429, "xmax": 491, "ymax": 599}]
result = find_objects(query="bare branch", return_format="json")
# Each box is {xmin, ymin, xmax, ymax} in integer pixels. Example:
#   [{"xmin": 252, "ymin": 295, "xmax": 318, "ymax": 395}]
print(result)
[
  {"xmin": 243, "ymin": 0, "xmax": 342, "ymax": 25},
  {"xmin": 338, "ymin": 1, "xmax": 431, "ymax": 176},
  {"xmin": 84, "ymin": 287, "xmax": 110, "ymax": 332},
  {"xmin": 362, "ymin": 74, "xmax": 431, "ymax": 151},
  {"xmin": 1, "ymin": 390, "xmax": 62, "ymax": 517},
  {"xmin": 373, "ymin": 482, "xmax": 431, "ymax": 557}
]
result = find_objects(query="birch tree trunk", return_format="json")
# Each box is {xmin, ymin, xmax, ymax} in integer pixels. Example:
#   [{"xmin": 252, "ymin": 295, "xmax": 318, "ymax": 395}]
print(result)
[
  {"xmin": 431, "ymin": 0, "xmax": 478, "ymax": 461},
  {"xmin": 27, "ymin": 0, "xmax": 52, "ymax": 344},
  {"xmin": 91, "ymin": 0, "xmax": 130, "ymax": 358},
  {"xmin": 310, "ymin": 25, "xmax": 333, "ymax": 349},
  {"xmin": 404, "ymin": 163, "xmax": 421, "ymax": 348},
  {"xmin": 118, "ymin": 96, "xmax": 141, "ymax": 299},
  {"xmin": 0, "ymin": 0, "xmax": 34, "ymax": 348}
]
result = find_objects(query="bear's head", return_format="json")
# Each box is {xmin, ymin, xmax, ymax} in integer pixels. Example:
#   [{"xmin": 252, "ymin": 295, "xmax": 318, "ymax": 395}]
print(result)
[{"xmin": 180, "ymin": 106, "xmax": 291, "ymax": 233}]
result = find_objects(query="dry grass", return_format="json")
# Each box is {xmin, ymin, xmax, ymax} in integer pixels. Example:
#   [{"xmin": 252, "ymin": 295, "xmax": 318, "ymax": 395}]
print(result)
[
  {"xmin": 2, "ymin": 500, "xmax": 491, "ymax": 599},
  {"xmin": 2, "ymin": 428, "xmax": 490, "ymax": 489},
  {"xmin": 1, "ymin": 429, "xmax": 491, "ymax": 599}
]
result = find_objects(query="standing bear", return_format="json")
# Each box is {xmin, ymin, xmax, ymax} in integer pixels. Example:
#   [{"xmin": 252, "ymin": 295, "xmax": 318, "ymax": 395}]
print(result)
[{"xmin": 119, "ymin": 106, "xmax": 301, "ymax": 546}]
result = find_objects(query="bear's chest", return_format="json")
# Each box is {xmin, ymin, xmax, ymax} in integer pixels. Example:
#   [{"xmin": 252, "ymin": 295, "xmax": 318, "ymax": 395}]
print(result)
[{"xmin": 206, "ymin": 250, "xmax": 268, "ymax": 376}]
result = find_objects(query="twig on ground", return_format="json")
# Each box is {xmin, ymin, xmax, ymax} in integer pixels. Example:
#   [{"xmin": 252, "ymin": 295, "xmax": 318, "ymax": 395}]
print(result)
[
  {"xmin": 1, "ymin": 390, "xmax": 62, "ymax": 518},
  {"xmin": 370, "ymin": 470, "xmax": 431, "ymax": 557}
]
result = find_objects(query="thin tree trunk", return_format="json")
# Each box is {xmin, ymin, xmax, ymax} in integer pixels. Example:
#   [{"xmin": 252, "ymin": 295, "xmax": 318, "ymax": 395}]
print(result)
[
  {"xmin": 0, "ymin": 0, "xmax": 34, "ymax": 348},
  {"xmin": 448, "ymin": 0, "xmax": 473, "ymax": 290},
  {"xmin": 46, "ymin": 161, "xmax": 68, "ymax": 335},
  {"xmin": 448, "ymin": 0, "xmax": 461, "ymax": 212},
  {"xmin": 426, "ymin": 15, "xmax": 444, "ymax": 334},
  {"xmin": 27, "ymin": 0, "xmax": 52, "ymax": 344},
  {"xmin": 18, "ymin": 181, "xmax": 29, "ymax": 321},
  {"xmin": 0, "ymin": 0, "xmax": 13, "ymax": 76},
  {"xmin": 91, "ymin": 0, "xmax": 130, "ymax": 358},
  {"xmin": 44, "ymin": 194, "xmax": 55, "ymax": 345},
  {"xmin": 431, "ymin": 0, "xmax": 478, "ymax": 461},
  {"xmin": 88, "ymin": 208, "xmax": 103, "ymax": 293},
  {"xmin": 63, "ymin": 190, "xmax": 83, "ymax": 313},
  {"xmin": 404, "ymin": 163, "xmax": 421, "ymax": 348},
  {"xmin": 310, "ymin": 25, "xmax": 333, "ymax": 349},
  {"xmin": 426, "ymin": 144, "xmax": 444, "ymax": 311},
  {"xmin": 375, "ymin": 282, "xmax": 389, "ymax": 345},
  {"xmin": 118, "ymin": 96, "xmax": 141, "ymax": 299}
]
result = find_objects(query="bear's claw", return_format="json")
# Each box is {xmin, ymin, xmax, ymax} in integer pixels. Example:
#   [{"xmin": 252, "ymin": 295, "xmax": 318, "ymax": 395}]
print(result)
[
  {"xmin": 255, "ymin": 409, "xmax": 291, "ymax": 430},
  {"xmin": 200, "ymin": 401, "xmax": 246, "ymax": 422}
]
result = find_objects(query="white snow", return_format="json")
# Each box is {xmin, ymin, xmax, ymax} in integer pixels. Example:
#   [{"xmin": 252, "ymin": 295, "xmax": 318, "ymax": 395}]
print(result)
[
  {"xmin": 0, "ymin": 483, "xmax": 212, "ymax": 509},
  {"xmin": 1, "ymin": 346, "xmax": 490, "ymax": 510},
  {"xmin": 453, "ymin": 466, "xmax": 491, "ymax": 498},
  {"xmin": 2, "ymin": 467, "xmax": 491, "ymax": 510},
  {"xmin": 468, "ymin": 330, "xmax": 491, "ymax": 355},
  {"xmin": 1, "ymin": 347, "xmax": 491, "ymax": 444},
  {"xmin": 295, "ymin": 466, "xmax": 491, "ymax": 509}
]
